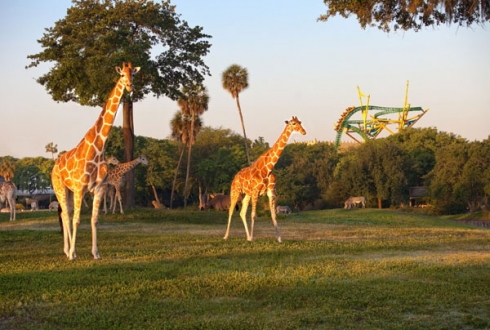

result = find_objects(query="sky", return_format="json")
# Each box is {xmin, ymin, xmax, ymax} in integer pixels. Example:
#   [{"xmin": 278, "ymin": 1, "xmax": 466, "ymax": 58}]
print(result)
[{"xmin": 1, "ymin": 1, "xmax": 489, "ymax": 159}]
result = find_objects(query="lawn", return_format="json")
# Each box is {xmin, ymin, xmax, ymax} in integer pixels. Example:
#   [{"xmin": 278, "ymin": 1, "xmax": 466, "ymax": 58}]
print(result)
[{"xmin": 0, "ymin": 208, "xmax": 489, "ymax": 329}]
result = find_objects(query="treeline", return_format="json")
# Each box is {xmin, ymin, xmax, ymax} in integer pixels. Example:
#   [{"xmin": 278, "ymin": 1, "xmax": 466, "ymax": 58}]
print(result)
[{"xmin": 2, "ymin": 126, "xmax": 489, "ymax": 215}]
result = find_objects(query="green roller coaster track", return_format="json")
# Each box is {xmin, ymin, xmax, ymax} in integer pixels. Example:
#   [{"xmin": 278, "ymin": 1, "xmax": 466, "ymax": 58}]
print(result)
[{"xmin": 334, "ymin": 83, "xmax": 429, "ymax": 149}]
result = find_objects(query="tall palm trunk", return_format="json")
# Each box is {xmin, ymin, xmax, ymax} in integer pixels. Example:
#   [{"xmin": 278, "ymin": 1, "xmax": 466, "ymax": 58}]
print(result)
[
  {"xmin": 170, "ymin": 145, "xmax": 186, "ymax": 209},
  {"xmin": 236, "ymin": 95, "xmax": 251, "ymax": 164},
  {"xmin": 183, "ymin": 112, "xmax": 195, "ymax": 209}
]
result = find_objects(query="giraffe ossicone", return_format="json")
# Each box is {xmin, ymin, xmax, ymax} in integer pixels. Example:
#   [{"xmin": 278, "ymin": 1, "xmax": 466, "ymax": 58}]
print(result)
[
  {"xmin": 51, "ymin": 62, "xmax": 140, "ymax": 260},
  {"xmin": 225, "ymin": 116, "xmax": 306, "ymax": 242}
]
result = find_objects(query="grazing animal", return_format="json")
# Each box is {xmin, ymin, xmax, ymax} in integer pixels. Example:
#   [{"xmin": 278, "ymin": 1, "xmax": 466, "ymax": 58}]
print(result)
[
  {"xmin": 51, "ymin": 62, "xmax": 140, "ymax": 260},
  {"xmin": 206, "ymin": 193, "xmax": 239, "ymax": 211},
  {"xmin": 225, "ymin": 116, "xmax": 306, "ymax": 242},
  {"xmin": 103, "ymin": 155, "xmax": 148, "ymax": 214},
  {"xmin": 276, "ymin": 205, "xmax": 292, "ymax": 215},
  {"xmin": 0, "ymin": 181, "xmax": 17, "ymax": 221},
  {"xmin": 49, "ymin": 201, "xmax": 59, "ymax": 211},
  {"xmin": 344, "ymin": 196, "xmax": 366, "ymax": 209}
]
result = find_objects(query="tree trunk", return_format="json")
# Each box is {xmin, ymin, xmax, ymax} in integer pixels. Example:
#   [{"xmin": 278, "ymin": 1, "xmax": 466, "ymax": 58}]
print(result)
[
  {"xmin": 183, "ymin": 112, "xmax": 195, "ymax": 209},
  {"xmin": 235, "ymin": 95, "xmax": 251, "ymax": 164},
  {"xmin": 377, "ymin": 197, "xmax": 382, "ymax": 209},
  {"xmin": 151, "ymin": 183, "xmax": 162, "ymax": 208},
  {"xmin": 170, "ymin": 145, "xmax": 186, "ymax": 209},
  {"xmin": 123, "ymin": 100, "xmax": 135, "ymax": 209}
]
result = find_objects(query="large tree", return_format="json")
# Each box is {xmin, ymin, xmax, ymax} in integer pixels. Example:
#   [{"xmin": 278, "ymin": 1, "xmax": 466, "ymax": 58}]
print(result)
[
  {"xmin": 26, "ymin": 0, "xmax": 211, "ymax": 207},
  {"xmin": 318, "ymin": 0, "xmax": 490, "ymax": 32},
  {"xmin": 222, "ymin": 64, "xmax": 251, "ymax": 164}
]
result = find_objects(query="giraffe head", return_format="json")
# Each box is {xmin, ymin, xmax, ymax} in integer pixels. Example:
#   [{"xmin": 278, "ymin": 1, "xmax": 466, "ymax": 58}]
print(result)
[
  {"xmin": 115, "ymin": 62, "xmax": 141, "ymax": 92},
  {"xmin": 106, "ymin": 155, "xmax": 120, "ymax": 166},
  {"xmin": 137, "ymin": 155, "xmax": 149, "ymax": 166},
  {"xmin": 285, "ymin": 116, "xmax": 307, "ymax": 136}
]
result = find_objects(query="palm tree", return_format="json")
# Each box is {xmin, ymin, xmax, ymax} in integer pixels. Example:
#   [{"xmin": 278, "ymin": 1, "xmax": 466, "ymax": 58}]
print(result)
[
  {"xmin": 222, "ymin": 64, "xmax": 251, "ymax": 164},
  {"xmin": 176, "ymin": 84, "xmax": 208, "ymax": 208},
  {"xmin": 169, "ymin": 111, "xmax": 194, "ymax": 209}
]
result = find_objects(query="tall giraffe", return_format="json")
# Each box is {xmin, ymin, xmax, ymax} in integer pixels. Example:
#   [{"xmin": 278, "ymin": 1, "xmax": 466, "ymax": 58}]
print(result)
[
  {"xmin": 0, "ymin": 181, "xmax": 17, "ymax": 221},
  {"xmin": 225, "ymin": 116, "xmax": 306, "ymax": 242},
  {"xmin": 51, "ymin": 62, "xmax": 140, "ymax": 260},
  {"xmin": 103, "ymin": 155, "xmax": 148, "ymax": 214}
]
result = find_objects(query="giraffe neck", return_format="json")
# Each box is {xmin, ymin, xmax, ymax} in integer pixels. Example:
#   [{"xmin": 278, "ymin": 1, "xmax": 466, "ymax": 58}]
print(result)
[
  {"xmin": 261, "ymin": 125, "xmax": 293, "ymax": 172},
  {"xmin": 78, "ymin": 78, "xmax": 126, "ymax": 159},
  {"xmin": 115, "ymin": 158, "xmax": 141, "ymax": 175}
]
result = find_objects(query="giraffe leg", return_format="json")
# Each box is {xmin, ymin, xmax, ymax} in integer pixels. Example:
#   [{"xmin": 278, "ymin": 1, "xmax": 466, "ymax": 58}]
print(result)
[
  {"xmin": 250, "ymin": 194, "xmax": 258, "ymax": 241},
  {"xmin": 224, "ymin": 192, "xmax": 239, "ymax": 240},
  {"xmin": 108, "ymin": 186, "xmax": 115, "ymax": 213},
  {"xmin": 53, "ymin": 178, "xmax": 72, "ymax": 258},
  {"xmin": 103, "ymin": 185, "xmax": 109, "ymax": 215},
  {"xmin": 115, "ymin": 186, "xmax": 124, "ymax": 214},
  {"xmin": 68, "ymin": 191, "xmax": 86, "ymax": 260},
  {"xmin": 239, "ymin": 194, "xmax": 252, "ymax": 241},
  {"xmin": 8, "ymin": 196, "xmax": 16, "ymax": 221},
  {"xmin": 60, "ymin": 204, "xmax": 71, "ymax": 258},
  {"xmin": 267, "ymin": 175, "xmax": 282, "ymax": 243},
  {"xmin": 225, "ymin": 193, "xmax": 251, "ymax": 241},
  {"xmin": 91, "ymin": 186, "xmax": 104, "ymax": 260},
  {"xmin": 111, "ymin": 187, "xmax": 118, "ymax": 214}
]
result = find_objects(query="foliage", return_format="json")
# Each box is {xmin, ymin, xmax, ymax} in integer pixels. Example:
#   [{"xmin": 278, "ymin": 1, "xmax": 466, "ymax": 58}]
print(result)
[
  {"xmin": 193, "ymin": 127, "xmax": 249, "ymax": 194},
  {"xmin": 139, "ymin": 137, "xmax": 177, "ymax": 206},
  {"xmin": 13, "ymin": 157, "xmax": 54, "ymax": 193},
  {"xmin": 275, "ymin": 142, "xmax": 338, "ymax": 210},
  {"xmin": 26, "ymin": 0, "xmax": 211, "ymax": 106},
  {"xmin": 0, "ymin": 156, "xmax": 17, "ymax": 181},
  {"xmin": 318, "ymin": 0, "xmax": 490, "ymax": 32},
  {"xmin": 1, "ymin": 209, "xmax": 489, "ymax": 329},
  {"xmin": 4, "ymin": 126, "xmax": 489, "ymax": 215},
  {"xmin": 427, "ymin": 138, "xmax": 490, "ymax": 213}
]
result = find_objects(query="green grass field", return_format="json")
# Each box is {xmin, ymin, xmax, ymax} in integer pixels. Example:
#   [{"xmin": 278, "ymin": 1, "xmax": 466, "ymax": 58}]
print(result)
[{"xmin": 1, "ymin": 208, "xmax": 489, "ymax": 330}]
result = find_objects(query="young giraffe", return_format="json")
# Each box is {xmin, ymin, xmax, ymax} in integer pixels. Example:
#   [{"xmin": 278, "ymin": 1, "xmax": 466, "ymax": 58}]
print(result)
[
  {"xmin": 225, "ymin": 116, "xmax": 306, "ymax": 242},
  {"xmin": 0, "ymin": 181, "xmax": 17, "ymax": 221},
  {"xmin": 51, "ymin": 62, "xmax": 140, "ymax": 260},
  {"xmin": 103, "ymin": 155, "xmax": 148, "ymax": 214}
]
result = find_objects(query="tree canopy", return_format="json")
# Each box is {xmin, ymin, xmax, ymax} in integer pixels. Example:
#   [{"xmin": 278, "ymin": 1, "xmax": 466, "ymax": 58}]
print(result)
[
  {"xmin": 27, "ymin": 0, "xmax": 212, "ymax": 106},
  {"xmin": 318, "ymin": 0, "xmax": 490, "ymax": 32}
]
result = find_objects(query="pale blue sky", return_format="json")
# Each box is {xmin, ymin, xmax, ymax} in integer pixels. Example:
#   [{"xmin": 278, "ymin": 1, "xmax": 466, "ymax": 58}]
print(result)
[{"xmin": 1, "ymin": 1, "xmax": 489, "ymax": 158}]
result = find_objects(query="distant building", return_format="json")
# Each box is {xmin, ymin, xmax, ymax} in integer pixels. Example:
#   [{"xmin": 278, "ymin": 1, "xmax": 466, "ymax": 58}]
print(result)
[{"xmin": 409, "ymin": 186, "xmax": 428, "ymax": 207}]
